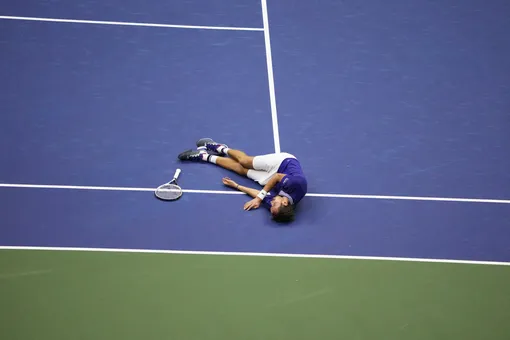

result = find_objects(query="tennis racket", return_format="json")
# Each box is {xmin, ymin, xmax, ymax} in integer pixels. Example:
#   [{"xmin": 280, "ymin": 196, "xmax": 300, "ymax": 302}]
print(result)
[{"xmin": 155, "ymin": 169, "xmax": 182, "ymax": 201}]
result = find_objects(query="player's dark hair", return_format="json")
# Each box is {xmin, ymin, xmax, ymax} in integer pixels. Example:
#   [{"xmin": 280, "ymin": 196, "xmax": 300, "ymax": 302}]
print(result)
[{"xmin": 273, "ymin": 204, "xmax": 295, "ymax": 223}]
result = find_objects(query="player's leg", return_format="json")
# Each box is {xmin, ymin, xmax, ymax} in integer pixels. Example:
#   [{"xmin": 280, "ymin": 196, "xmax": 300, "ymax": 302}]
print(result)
[
  {"xmin": 193, "ymin": 138, "xmax": 295, "ymax": 181},
  {"xmin": 201, "ymin": 139, "xmax": 288, "ymax": 174},
  {"xmin": 225, "ymin": 149, "xmax": 254, "ymax": 169},
  {"xmin": 214, "ymin": 156, "xmax": 248, "ymax": 176},
  {"xmin": 177, "ymin": 149, "xmax": 248, "ymax": 176},
  {"xmin": 196, "ymin": 138, "xmax": 255, "ymax": 169},
  {"xmin": 214, "ymin": 154, "xmax": 274, "ymax": 185},
  {"xmin": 199, "ymin": 139, "xmax": 296, "ymax": 173}
]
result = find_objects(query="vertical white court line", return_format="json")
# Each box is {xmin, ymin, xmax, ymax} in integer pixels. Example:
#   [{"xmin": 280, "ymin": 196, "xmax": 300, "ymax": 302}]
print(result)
[{"xmin": 261, "ymin": 0, "xmax": 281, "ymax": 153}]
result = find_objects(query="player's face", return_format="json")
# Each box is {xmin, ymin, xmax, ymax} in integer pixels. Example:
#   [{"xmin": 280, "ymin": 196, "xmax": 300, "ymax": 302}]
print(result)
[
  {"xmin": 270, "ymin": 196, "xmax": 282, "ymax": 216},
  {"xmin": 270, "ymin": 196, "xmax": 288, "ymax": 216}
]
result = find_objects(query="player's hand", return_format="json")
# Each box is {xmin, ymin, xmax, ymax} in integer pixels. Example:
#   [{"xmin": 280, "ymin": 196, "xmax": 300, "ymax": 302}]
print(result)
[
  {"xmin": 244, "ymin": 198, "xmax": 261, "ymax": 211},
  {"xmin": 222, "ymin": 177, "xmax": 238, "ymax": 189}
]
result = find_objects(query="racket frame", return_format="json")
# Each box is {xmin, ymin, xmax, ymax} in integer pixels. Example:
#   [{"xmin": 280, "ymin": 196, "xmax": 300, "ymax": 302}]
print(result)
[{"xmin": 155, "ymin": 169, "xmax": 182, "ymax": 201}]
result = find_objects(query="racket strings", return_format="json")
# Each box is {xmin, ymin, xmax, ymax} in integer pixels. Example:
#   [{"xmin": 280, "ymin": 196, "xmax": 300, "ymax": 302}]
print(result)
[{"xmin": 155, "ymin": 183, "xmax": 182, "ymax": 200}]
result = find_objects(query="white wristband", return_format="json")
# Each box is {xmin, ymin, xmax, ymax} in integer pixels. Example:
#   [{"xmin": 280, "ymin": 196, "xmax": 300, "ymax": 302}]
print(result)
[{"xmin": 257, "ymin": 190, "xmax": 268, "ymax": 200}]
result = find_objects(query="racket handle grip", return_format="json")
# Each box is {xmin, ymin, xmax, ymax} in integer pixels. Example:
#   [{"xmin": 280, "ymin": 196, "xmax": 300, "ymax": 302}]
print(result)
[{"xmin": 173, "ymin": 168, "xmax": 181, "ymax": 180}]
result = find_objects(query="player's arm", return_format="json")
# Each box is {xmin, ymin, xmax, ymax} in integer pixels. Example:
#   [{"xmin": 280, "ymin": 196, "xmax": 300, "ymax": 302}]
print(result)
[
  {"xmin": 260, "ymin": 173, "xmax": 284, "ymax": 196},
  {"xmin": 236, "ymin": 184, "xmax": 259, "ymax": 198},
  {"xmin": 244, "ymin": 173, "xmax": 285, "ymax": 210},
  {"xmin": 222, "ymin": 177, "xmax": 258, "ymax": 198}
]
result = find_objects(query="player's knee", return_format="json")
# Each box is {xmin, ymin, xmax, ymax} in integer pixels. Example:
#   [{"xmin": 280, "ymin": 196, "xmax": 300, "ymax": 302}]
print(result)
[
  {"xmin": 273, "ymin": 205, "xmax": 295, "ymax": 223},
  {"xmin": 235, "ymin": 163, "xmax": 248, "ymax": 176},
  {"xmin": 239, "ymin": 156, "xmax": 253, "ymax": 169}
]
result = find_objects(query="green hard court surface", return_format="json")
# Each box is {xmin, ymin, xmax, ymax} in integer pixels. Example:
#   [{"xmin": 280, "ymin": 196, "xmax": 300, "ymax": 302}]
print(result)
[{"xmin": 1, "ymin": 249, "xmax": 509, "ymax": 340}]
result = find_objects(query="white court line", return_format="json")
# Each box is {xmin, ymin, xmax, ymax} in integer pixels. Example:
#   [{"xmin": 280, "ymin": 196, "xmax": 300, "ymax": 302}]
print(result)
[
  {"xmin": 1, "ymin": 183, "xmax": 510, "ymax": 204},
  {"xmin": 307, "ymin": 192, "xmax": 510, "ymax": 204},
  {"xmin": 0, "ymin": 15, "xmax": 264, "ymax": 31},
  {"xmin": 0, "ymin": 246, "xmax": 509, "ymax": 266},
  {"xmin": 0, "ymin": 183, "xmax": 243, "ymax": 195},
  {"xmin": 261, "ymin": 0, "xmax": 281, "ymax": 153}
]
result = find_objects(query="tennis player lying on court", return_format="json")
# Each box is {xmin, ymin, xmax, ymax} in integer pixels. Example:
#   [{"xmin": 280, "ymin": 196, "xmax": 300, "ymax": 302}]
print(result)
[{"xmin": 178, "ymin": 138, "xmax": 307, "ymax": 222}]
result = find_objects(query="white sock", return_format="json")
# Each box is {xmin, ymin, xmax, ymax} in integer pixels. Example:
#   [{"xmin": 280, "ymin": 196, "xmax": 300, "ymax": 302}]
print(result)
[
  {"xmin": 219, "ymin": 146, "xmax": 230, "ymax": 156},
  {"xmin": 201, "ymin": 152, "xmax": 217, "ymax": 164}
]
